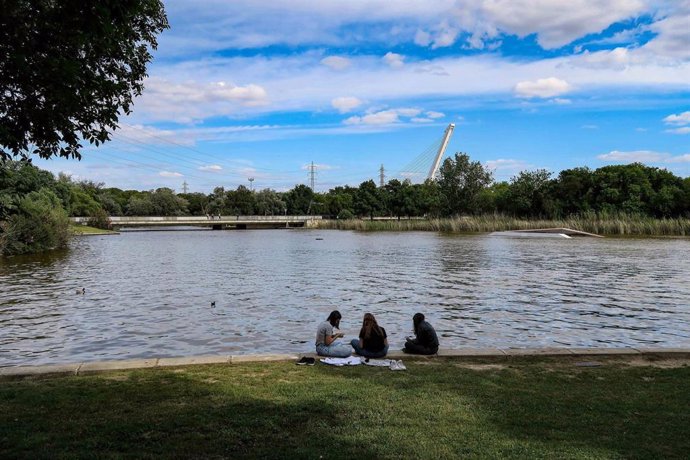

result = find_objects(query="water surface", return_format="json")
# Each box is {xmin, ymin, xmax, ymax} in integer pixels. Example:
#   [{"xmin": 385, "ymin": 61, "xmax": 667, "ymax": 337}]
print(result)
[{"xmin": 1, "ymin": 230, "xmax": 689, "ymax": 366}]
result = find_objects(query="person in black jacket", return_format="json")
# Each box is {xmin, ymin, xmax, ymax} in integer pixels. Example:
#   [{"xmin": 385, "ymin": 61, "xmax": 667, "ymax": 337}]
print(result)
[
  {"xmin": 403, "ymin": 313, "xmax": 439, "ymax": 355},
  {"xmin": 351, "ymin": 313, "xmax": 389, "ymax": 358}
]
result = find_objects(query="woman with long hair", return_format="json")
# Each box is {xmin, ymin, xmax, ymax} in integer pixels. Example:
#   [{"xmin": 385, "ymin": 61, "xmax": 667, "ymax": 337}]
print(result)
[
  {"xmin": 403, "ymin": 312, "xmax": 439, "ymax": 355},
  {"xmin": 315, "ymin": 310, "xmax": 352, "ymax": 357},
  {"xmin": 350, "ymin": 313, "xmax": 388, "ymax": 358}
]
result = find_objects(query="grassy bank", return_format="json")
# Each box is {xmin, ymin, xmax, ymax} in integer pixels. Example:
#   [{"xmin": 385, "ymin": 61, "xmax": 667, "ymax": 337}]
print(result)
[
  {"xmin": 1, "ymin": 356, "xmax": 688, "ymax": 458},
  {"xmin": 70, "ymin": 225, "xmax": 118, "ymax": 235},
  {"xmin": 316, "ymin": 214, "xmax": 690, "ymax": 236}
]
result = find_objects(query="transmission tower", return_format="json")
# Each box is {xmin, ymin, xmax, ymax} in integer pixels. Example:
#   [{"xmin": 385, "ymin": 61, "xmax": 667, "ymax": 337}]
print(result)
[
  {"xmin": 181, "ymin": 181, "xmax": 189, "ymax": 193},
  {"xmin": 379, "ymin": 164, "xmax": 385, "ymax": 187},
  {"xmin": 309, "ymin": 161, "xmax": 317, "ymax": 191}
]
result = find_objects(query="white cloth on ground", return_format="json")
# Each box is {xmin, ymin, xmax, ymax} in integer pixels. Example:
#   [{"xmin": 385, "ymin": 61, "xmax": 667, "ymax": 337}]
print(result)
[
  {"xmin": 320, "ymin": 356, "xmax": 362, "ymax": 366},
  {"xmin": 362, "ymin": 359, "xmax": 392, "ymax": 367}
]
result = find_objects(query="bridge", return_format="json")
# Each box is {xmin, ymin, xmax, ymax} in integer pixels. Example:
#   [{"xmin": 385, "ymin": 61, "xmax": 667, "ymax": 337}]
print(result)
[{"xmin": 71, "ymin": 215, "xmax": 321, "ymax": 230}]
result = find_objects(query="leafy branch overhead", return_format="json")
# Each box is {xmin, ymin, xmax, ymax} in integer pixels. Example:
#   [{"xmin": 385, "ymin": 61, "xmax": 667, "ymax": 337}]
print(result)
[{"xmin": 0, "ymin": 0, "xmax": 169, "ymax": 161}]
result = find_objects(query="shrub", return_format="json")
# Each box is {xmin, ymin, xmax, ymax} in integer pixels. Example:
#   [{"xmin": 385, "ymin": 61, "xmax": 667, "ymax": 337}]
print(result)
[
  {"xmin": 87, "ymin": 208, "xmax": 112, "ymax": 230},
  {"xmin": 0, "ymin": 189, "xmax": 71, "ymax": 256}
]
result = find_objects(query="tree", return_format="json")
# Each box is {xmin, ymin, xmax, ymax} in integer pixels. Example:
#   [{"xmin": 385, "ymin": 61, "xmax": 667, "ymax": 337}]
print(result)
[
  {"xmin": 0, "ymin": 188, "xmax": 70, "ymax": 255},
  {"xmin": 551, "ymin": 167, "xmax": 594, "ymax": 216},
  {"xmin": 504, "ymin": 169, "xmax": 553, "ymax": 217},
  {"xmin": 323, "ymin": 186, "xmax": 355, "ymax": 217},
  {"xmin": 284, "ymin": 184, "xmax": 314, "ymax": 215},
  {"xmin": 355, "ymin": 180, "xmax": 384, "ymax": 220},
  {"xmin": 228, "ymin": 185, "xmax": 255, "ymax": 215},
  {"xmin": 1, "ymin": 1, "xmax": 169, "ymax": 161},
  {"xmin": 150, "ymin": 188, "xmax": 187, "ymax": 216},
  {"xmin": 254, "ymin": 189, "xmax": 286, "ymax": 215},
  {"xmin": 437, "ymin": 153, "xmax": 493, "ymax": 215}
]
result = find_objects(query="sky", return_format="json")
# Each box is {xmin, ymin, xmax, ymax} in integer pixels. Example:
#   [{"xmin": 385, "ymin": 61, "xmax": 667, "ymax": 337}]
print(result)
[{"xmin": 36, "ymin": 0, "xmax": 690, "ymax": 193}]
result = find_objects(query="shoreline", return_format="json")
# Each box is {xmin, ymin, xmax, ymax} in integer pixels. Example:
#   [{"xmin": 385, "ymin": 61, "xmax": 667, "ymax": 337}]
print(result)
[{"xmin": 3, "ymin": 347, "xmax": 689, "ymax": 378}]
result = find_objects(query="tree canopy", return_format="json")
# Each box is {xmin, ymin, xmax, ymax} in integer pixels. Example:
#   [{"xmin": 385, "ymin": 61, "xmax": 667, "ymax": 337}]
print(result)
[{"xmin": 0, "ymin": 0, "xmax": 168, "ymax": 161}]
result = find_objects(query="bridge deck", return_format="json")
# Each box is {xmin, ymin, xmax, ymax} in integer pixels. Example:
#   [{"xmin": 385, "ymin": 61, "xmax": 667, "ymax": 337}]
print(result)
[{"xmin": 71, "ymin": 216, "xmax": 321, "ymax": 228}]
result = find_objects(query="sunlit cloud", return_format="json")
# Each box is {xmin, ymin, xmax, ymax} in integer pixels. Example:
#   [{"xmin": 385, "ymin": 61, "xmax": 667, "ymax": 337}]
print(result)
[
  {"xmin": 199, "ymin": 165, "xmax": 223, "ymax": 172},
  {"xmin": 514, "ymin": 77, "xmax": 572, "ymax": 98},
  {"xmin": 383, "ymin": 52, "xmax": 405, "ymax": 68},
  {"xmin": 321, "ymin": 56, "xmax": 351, "ymax": 70},
  {"xmin": 159, "ymin": 171, "xmax": 184, "ymax": 178},
  {"xmin": 331, "ymin": 96, "xmax": 363, "ymax": 113},
  {"xmin": 663, "ymin": 111, "xmax": 690, "ymax": 126}
]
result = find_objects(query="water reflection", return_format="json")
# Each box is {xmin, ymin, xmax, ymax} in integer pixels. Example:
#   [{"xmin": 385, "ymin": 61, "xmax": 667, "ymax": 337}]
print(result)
[{"xmin": 1, "ymin": 230, "xmax": 689, "ymax": 366}]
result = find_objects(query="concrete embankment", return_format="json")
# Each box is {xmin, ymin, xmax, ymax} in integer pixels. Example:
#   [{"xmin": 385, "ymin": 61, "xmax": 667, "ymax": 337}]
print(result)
[{"xmin": 2, "ymin": 347, "xmax": 689, "ymax": 378}]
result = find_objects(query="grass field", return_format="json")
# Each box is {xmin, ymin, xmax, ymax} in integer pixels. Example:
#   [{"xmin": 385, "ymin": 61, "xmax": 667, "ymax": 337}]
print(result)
[{"xmin": 1, "ymin": 356, "xmax": 688, "ymax": 458}]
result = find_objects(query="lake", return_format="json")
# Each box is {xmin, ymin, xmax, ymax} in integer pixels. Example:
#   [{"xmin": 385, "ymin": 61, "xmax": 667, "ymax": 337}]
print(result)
[{"xmin": 1, "ymin": 229, "xmax": 689, "ymax": 366}]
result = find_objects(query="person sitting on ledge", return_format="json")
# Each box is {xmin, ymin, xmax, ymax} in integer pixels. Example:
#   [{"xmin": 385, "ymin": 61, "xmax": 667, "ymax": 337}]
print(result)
[
  {"xmin": 403, "ymin": 313, "xmax": 439, "ymax": 355},
  {"xmin": 315, "ymin": 310, "xmax": 352, "ymax": 358},
  {"xmin": 351, "ymin": 313, "xmax": 389, "ymax": 358}
]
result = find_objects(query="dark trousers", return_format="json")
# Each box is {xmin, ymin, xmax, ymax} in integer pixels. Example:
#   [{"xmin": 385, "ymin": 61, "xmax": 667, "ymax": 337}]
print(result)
[{"xmin": 403, "ymin": 340, "xmax": 437, "ymax": 355}]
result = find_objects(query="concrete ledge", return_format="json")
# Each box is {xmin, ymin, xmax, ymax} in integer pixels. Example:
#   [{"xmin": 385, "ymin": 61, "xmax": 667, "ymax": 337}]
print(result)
[
  {"xmin": 567, "ymin": 348, "xmax": 640, "ymax": 355},
  {"xmin": 635, "ymin": 348, "xmax": 690, "ymax": 354},
  {"xmin": 158, "ymin": 355, "xmax": 230, "ymax": 367},
  {"xmin": 230, "ymin": 354, "xmax": 298, "ymax": 363},
  {"xmin": 501, "ymin": 348, "xmax": 574, "ymax": 356},
  {"xmin": 79, "ymin": 358, "xmax": 159, "ymax": 373},
  {"xmin": 439, "ymin": 348, "xmax": 506, "ymax": 356},
  {"xmin": 0, "ymin": 363, "xmax": 82, "ymax": 377},
  {"xmin": 2, "ymin": 348, "xmax": 690, "ymax": 378}
]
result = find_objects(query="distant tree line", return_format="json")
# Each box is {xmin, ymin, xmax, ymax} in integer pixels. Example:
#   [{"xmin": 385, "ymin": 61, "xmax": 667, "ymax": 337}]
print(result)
[{"xmin": 2, "ymin": 154, "xmax": 690, "ymax": 254}]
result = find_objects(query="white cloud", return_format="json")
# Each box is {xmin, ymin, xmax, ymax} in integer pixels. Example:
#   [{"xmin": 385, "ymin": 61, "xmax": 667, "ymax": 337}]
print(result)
[
  {"xmin": 426, "ymin": 111, "xmax": 445, "ymax": 118},
  {"xmin": 383, "ymin": 52, "xmax": 405, "ymax": 68},
  {"xmin": 463, "ymin": 0, "xmax": 647, "ymax": 49},
  {"xmin": 484, "ymin": 159, "xmax": 531, "ymax": 179},
  {"xmin": 663, "ymin": 111, "xmax": 690, "ymax": 126},
  {"xmin": 411, "ymin": 117, "xmax": 433, "ymax": 123},
  {"xmin": 345, "ymin": 110, "xmax": 399, "ymax": 125},
  {"xmin": 136, "ymin": 78, "xmax": 268, "ymax": 123},
  {"xmin": 667, "ymin": 154, "xmax": 690, "ymax": 163},
  {"xmin": 485, "ymin": 159, "xmax": 529, "ymax": 171},
  {"xmin": 597, "ymin": 150, "xmax": 666, "ymax": 162},
  {"xmin": 114, "ymin": 123, "xmax": 195, "ymax": 146},
  {"xmin": 581, "ymin": 124, "xmax": 599, "ymax": 129},
  {"xmin": 199, "ymin": 165, "xmax": 223, "ymax": 172},
  {"xmin": 598, "ymin": 150, "xmax": 690, "ymax": 163},
  {"xmin": 159, "ymin": 171, "xmax": 184, "ymax": 178},
  {"xmin": 514, "ymin": 77, "xmax": 572, "ymax": 98},
  {"xmin": 414, "ymin": 29, "xmax": 431, "ymax": 46},
  {"xmin": 643, "ymin": 11, "xmax": 690, "ymax": 60},
  {"xmin": 396, "ymin": 108, "xmax": 422, "ymax": 117},
  {"xmin": 321, "ymin": 56, "xmax": 352, "ymax": 70},
  {"xmin": 331, "ymin": 96, "xmax": 363, "ymax": 113},
  {"xmin": 552, "ymin": 98, "xmax": 572, "ymax": 105},
  {"xmin": 666, "ymin": 127, "xmax": 690, "ymax": 135},
  {"xmin": 344, "ymin": 107, "xmax": 424, "ymax": 125}
]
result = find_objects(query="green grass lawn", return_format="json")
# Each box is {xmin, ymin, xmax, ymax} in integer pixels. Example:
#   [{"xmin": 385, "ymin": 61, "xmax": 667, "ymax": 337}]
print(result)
[
  {"xmin": 1, "ymin": 357, "xmax": 688, "ymax": 459},
  {"xmin": 70, "ymin": 225, "xmax": 117, "ymax": 235}
]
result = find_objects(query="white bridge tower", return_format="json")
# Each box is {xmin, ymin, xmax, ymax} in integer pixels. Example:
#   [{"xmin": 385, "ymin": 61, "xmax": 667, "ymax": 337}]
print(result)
[{"xmin": 427, "ymin": 123, "xmax": 455, "ymax": 180}]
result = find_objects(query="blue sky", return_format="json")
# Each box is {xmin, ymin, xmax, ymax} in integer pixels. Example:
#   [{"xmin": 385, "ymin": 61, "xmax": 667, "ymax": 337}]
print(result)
[{"xmin": 37, "ymin": 0, "xmax": 690, "ymax": 192}]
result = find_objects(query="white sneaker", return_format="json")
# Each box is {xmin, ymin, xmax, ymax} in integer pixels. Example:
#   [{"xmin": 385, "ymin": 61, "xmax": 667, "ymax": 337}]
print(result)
[{"xmin": 396, "ymin": 360, "xmax": 406, "ymax": 371}]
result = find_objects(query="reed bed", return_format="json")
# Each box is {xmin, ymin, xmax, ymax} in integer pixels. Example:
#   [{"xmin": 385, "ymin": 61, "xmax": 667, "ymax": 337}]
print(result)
[{"xmin": 315, "ymin": 214, "xmax": 690, "ymax": 236}]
